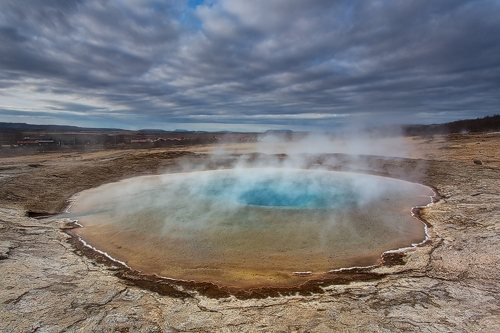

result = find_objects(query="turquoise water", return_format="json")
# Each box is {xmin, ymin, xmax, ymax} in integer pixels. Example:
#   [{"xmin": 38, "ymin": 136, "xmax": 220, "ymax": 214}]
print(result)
[
  {"xmin": 238, "ymin": 185, "xmax": 320, "ymax": 207},
  {"xmin": 197, "ymin": 169, "xmax": 359, "ymax": 209}
]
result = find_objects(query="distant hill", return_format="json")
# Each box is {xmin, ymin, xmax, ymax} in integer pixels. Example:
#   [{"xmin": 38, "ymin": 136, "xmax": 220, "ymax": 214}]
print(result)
[
  {"xmin": 264, "ymin": 129, "xmax": 293, "ymax": 134},
  {"xmin": 138, "ymin": 129, "xmax": 167, "ymax": 132},
  {"xmin": 403, "ymin": 115, "xmax": 500, "ymax": 136},
  {"xmin": 0, "ymin": 122, "xmax": 122, "ymax": 132}
]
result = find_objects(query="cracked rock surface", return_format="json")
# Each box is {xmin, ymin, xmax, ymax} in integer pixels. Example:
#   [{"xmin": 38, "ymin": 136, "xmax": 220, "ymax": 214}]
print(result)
[{"xmin": 1, "ymin": 134, "xmax": 499, "ymax": 332}]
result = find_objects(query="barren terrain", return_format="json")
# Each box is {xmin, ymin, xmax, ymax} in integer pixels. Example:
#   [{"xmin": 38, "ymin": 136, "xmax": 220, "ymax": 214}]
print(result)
[{"xmin": 1, "ymin": 133, "xmax": 499, "ymax": 332}]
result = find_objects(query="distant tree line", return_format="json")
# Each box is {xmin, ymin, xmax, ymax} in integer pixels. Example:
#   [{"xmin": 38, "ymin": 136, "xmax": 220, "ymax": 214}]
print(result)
[{"xmin": 403, "ymin": 115, "xmax": 500, "ymax": 136}]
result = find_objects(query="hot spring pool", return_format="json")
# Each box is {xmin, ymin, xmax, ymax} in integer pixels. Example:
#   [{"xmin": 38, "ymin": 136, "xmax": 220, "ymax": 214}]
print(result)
[{"xmin": 68, "ymin": 168, "xmax": 433, "ymax": 287}]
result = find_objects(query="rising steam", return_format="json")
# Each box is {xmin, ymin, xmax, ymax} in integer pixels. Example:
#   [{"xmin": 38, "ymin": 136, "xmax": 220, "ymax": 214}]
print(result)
[{"xmin": 66, "ymin": 130, "xmax": 433, "ymax": 286}]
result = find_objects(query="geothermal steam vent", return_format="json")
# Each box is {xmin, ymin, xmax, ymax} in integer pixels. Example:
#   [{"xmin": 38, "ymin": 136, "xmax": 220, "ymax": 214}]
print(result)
[{"xmin": 69, "ymin": 168, "xmax": 432, "ymax": 287}]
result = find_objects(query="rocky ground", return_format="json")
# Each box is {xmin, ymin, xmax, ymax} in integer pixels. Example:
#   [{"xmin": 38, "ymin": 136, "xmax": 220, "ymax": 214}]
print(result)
[{"xmin": 0, "ymin": 133, "xmax": 499, "ymax": 332}]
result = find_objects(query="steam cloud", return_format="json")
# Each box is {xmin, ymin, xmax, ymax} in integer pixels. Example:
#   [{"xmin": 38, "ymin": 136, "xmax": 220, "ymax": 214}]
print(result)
[{"xmin": 66, "ymin": 132, "xmax": 433, "ymax": 282}]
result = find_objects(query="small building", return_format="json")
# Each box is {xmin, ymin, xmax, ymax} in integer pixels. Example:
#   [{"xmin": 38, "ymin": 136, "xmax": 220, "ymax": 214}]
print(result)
[
  {"xmin": 17, "ymin": 140, "xmax": 40, "ymax": 146},
  {"xmin": 131, "ymin": 138, "xmax": 155, "ymax": 143},
  {"xmin": 17, "ymin": 139, "xmax": 55, "ymax": 146},
  {"xmin": 38, "ymin": 140, "xmax": 55, "ymax": 146}
]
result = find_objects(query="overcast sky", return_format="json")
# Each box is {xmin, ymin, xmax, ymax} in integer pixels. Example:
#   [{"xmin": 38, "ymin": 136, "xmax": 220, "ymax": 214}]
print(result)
[{"xmin": 0, "ymin": 0, "xmax": 499, "ymax": 131}]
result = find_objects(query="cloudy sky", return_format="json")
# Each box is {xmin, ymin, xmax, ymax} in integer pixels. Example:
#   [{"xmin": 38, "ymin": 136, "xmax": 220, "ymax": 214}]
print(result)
[{"xmin": 0, "ymin": 0, "xmax": 499, "ymax": 131}]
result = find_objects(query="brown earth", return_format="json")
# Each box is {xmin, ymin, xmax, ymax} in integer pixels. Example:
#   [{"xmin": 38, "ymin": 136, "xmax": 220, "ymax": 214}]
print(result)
[{"xmin": 1, "ymin": 133, "xmax": 499, "ymax": 332}]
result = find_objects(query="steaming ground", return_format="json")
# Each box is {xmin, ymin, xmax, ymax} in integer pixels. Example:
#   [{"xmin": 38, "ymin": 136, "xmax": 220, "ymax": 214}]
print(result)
[{"xmin": 195, "ymin": 133, "xmax": 415, "ymax": 157}]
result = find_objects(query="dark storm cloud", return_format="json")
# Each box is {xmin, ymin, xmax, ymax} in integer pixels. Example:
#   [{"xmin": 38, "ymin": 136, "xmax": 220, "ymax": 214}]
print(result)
[{"xmin": 0, "ymin": 0, "xmax": 499, "ymax": 130}]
